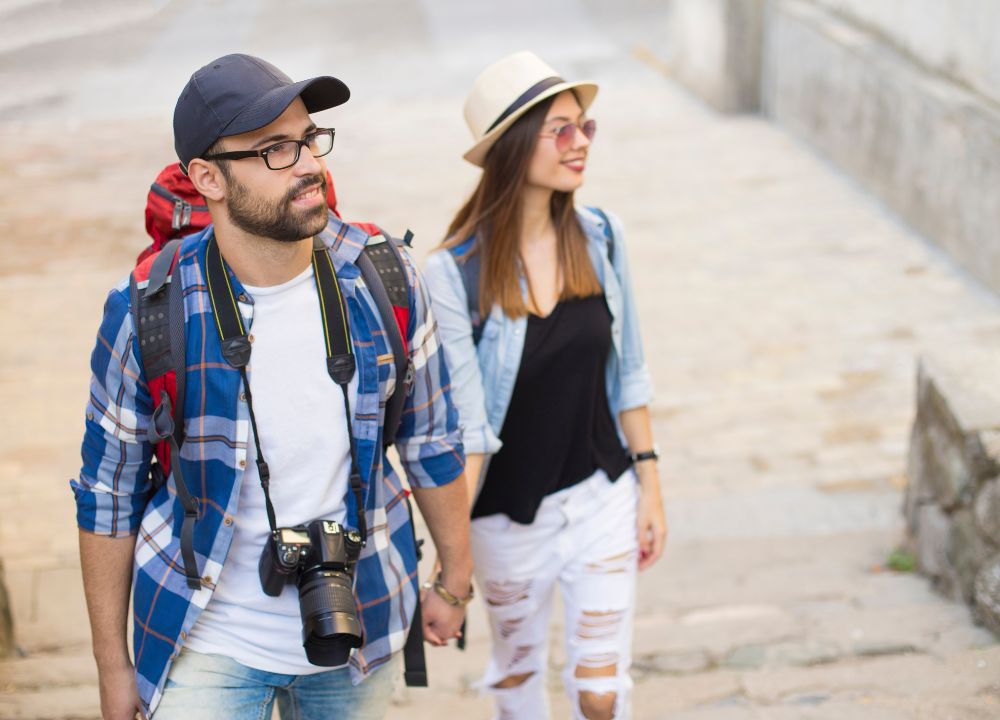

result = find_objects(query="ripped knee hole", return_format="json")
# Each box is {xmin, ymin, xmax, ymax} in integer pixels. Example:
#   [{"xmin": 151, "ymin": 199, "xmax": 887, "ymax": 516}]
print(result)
[{"xmin": 491, "ymin": 671, "xmax": 534, "ymax": 689}]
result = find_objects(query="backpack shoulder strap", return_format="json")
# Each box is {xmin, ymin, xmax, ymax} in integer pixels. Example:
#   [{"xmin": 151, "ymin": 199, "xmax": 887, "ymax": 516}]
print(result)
[
  {"xmin": 356, "ymin": 230, "xmax": 414, "ymax": 447},
  {"xmin": 355, "ymin": 231, "xmax": 431, "ymax": 685},
  {"xmin": 401, "ymin": 491, "xmax": 428, "ymax": 686},
  {"xmin": 448, "ymin": 242, "xmax": 485, "ymax": 346},
  {"xmin": 129, "ymin": 237, "xmax": 186, "ymax": 459},
  {"xmin": 128, "ymin": 238, "xmax": 202, "ymax": 591},
  {"xmin": 589, "ymin": 207, "xmax": 615, "ymax": 265}
]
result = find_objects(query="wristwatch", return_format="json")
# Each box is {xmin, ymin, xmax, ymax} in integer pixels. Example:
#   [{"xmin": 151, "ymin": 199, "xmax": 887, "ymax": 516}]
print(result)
[
  {"xmin": 629, "ymin": 444, "xmax": 660, "ymax": 464},
  {"xmin": 426, "ymin": 572, "xmax": 475, "ymax": 607}
]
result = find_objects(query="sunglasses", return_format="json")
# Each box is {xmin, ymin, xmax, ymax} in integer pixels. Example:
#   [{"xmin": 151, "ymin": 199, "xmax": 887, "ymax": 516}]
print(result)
[{"xmin": 540, "ymin": 118, "xmax": 597, "ymax": 153}]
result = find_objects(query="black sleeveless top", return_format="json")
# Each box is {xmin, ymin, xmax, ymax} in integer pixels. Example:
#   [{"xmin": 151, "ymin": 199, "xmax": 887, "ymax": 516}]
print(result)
[{"xmin": 471, "ymin": 294, "xmax": 630, "ymax": 524}]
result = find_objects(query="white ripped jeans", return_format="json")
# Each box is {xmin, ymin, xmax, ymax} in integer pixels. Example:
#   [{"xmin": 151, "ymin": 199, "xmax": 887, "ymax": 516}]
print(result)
[{"xmin": 470, "ymin": 468, "xmax": 639, "ymax": 720}]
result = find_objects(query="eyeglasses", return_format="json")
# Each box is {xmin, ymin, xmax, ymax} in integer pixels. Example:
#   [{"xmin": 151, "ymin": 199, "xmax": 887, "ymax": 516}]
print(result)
[
  {"xmin": 203, "ymin": 128, "xmax": 336, "ymax": 170},
  {"xmin": 539, "ymin": 119, "xmax": 597, "ymax": 153}
]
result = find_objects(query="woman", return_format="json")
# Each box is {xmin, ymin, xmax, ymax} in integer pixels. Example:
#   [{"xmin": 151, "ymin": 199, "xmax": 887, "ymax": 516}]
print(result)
[{"xmin": 422, "ymin": 51, "xmax": 666, "ymax": 720}]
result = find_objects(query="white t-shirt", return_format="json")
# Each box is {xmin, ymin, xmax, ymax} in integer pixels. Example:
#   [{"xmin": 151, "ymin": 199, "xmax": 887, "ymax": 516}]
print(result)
[{"xmin": 185, "ymin": 264, "xmax": 353, "ymax": 674}]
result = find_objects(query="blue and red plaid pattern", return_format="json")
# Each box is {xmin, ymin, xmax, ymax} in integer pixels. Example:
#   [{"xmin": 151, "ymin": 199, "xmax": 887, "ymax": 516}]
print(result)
[{"xmin": 72, "ymin": 214, "xmax": 465, "ymax": 716}]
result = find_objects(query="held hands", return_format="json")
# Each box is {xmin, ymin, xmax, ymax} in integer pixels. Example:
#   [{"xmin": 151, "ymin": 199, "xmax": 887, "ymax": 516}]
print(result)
[
  {"xmin": 635, "ymin": 463, "xmax": 667, "ymax": 571},
  {"xmin": 421, "ymin": 561, "xmax": 472, "ymax": 646},
  {"xmin": 421, "ymin": 584, "xmax": 467, "ymax": 646}
]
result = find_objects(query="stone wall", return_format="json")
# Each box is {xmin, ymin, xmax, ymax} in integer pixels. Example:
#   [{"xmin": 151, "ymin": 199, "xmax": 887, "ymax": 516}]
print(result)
[
  {"xmin": 662, "ymin": 0, "xmax": 1000, "ymax": 296},
  {"xmin": 905, "ymin": 354, "xmax": 1000, "ymax": 635},
  {"xmin": 662, "ymin": 0, "xmax": 766, "ymax": 113}
]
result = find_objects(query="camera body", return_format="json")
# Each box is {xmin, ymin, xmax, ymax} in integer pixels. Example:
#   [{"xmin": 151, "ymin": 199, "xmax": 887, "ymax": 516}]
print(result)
[{"xmin": 259, "ymin": 519, "xmax": 365, "ymax": 666}]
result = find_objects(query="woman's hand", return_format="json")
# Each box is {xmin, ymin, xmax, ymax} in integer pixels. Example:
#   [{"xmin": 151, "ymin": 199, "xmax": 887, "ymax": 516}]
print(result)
[{"xmin": 635, "ymin": 465, "xmax": 667, "ymax": 571}]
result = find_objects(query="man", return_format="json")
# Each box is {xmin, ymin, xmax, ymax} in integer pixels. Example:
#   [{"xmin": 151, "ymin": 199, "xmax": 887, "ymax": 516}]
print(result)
[{"xmin": 72, "ymin": 54, "xmax": 472, "ymax": 719}]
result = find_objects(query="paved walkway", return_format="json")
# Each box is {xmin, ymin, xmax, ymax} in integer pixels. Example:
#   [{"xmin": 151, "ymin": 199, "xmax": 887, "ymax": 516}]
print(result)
[{"xmin": 1, "ymin": 2, "xmax": 999, "ymax": 718}]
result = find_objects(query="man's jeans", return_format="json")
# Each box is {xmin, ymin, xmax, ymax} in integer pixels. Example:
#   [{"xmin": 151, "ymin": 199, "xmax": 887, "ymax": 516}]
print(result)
[{"xmin": 153, "ymin": 649, "xmax": 400, "ymax": 719}]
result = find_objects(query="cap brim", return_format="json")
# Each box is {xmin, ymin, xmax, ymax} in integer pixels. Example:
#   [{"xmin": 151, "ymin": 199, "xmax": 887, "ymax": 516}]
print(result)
[
  {"xmin": 463, "ymin": 80, "xmax": 598, "ymax": 167},
  {"xmin": 223, "ymin": 75, "xmax": 350, "ymax": 138}
]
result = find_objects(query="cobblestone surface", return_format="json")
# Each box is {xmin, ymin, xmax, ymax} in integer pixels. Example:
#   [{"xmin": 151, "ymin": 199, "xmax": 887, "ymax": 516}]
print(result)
[{"xmin": 1, "ymin": 2, "xmax": 999, "ymax": 718}]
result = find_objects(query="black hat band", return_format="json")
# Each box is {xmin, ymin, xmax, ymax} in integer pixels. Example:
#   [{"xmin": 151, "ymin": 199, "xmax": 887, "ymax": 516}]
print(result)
[{"xmin": 486, "ymin": 76, "xmax": 564, "ymax": 133}]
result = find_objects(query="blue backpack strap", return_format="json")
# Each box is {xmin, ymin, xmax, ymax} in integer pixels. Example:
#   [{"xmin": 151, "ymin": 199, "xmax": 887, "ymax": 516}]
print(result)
[
  {"xmin": 449, "ymin": 239, "xmax": 485, "ymax": 346},
  {"xmin": 589, "ymin": 206, "xmax": 615, "ymax": 265}
]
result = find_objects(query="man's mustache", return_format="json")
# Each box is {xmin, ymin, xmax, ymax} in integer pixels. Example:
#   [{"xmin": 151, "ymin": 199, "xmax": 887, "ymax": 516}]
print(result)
[{"xmin": 284, "ymin": 174, "xmax": 327, "ymax": 204}]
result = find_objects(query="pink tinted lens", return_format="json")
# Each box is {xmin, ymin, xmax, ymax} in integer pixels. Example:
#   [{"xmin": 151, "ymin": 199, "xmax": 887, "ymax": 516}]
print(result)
[
  {"xmin": 554, "ymin": 120, "xmax": 597, "ymax": 152},
  {"xmin": 555, "ymin": 123, "xmax": 577, "ymax": 152}
]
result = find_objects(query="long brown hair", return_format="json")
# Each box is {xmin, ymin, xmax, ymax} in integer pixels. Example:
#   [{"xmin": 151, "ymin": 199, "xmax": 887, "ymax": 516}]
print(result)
[{"xmin": 441, "ymin": 94, "xmax": 600, "ymax": 318}]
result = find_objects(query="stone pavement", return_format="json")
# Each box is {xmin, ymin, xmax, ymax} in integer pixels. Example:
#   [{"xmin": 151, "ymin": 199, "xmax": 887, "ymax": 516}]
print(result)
[{"xmin": 1, "ymin": 2, "xmax": 999, "ymax": 718}]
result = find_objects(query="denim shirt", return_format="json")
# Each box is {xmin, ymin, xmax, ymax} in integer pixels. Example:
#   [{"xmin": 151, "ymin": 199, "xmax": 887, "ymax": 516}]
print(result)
[{"xmin": 422, "ymin": 206, "xmax": 654, "ymax": 459}]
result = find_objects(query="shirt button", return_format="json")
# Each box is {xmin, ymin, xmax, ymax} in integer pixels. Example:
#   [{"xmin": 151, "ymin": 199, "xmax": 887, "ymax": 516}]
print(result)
[
  {"xmin": 238, "ymin": 293, "xmax": 249, "ymax": 303},
  {"xmin": 240, "ymin": 391, "xmax": 247, "ymax": 402},
  {"xmin": 248, "ymin": 334, "xmax": 255, "ymax": 344},
  {"xmin": 223, "ymin": 516, "xmax": 234, "ymax": 526},
  {"xmin": 179, "ymin": 631, "xmax": 187, "ymax": 640},
  {"xmin": 87, "ymin": 411, "xmax": 94, "ymax": 421},
  {"xmin": 239, "ymin": 459, "xmax": 247, "ymax": 469},
  {"xmin": 202, "ymin": 576, "xmax": 213, "ymax": 585}
]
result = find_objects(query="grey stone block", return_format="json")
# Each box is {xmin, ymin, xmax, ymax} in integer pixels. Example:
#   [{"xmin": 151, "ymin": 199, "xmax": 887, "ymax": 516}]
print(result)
[
  {"xmin": 771, "ymin": 641, "xmax": 841, "ymax": 667},
  {"xmin": 852, "ymin": 641, "xmax": 918, "ymax": 658},
  {"xmin": 904, "ymin": 417, "xmax": 934, "ymax": 534},
  {"xmin": 975, "ymin": 479, "xmax": 1000, "ymax": 548},
  {"xmin": 973, "ymin": 556, "xmax": 1000, "ymax": 637},
  {"xmin": 914, "ymin": 503, "xmax": 951, "ymax": 580},
  {"xmin": 949, "ymin": 510, "xmax": 993, "ymax": 604},
  {"xmin": 635, "ymin": 649, "xmax": 713, "ymax": 675},
  {"xmin": 723, "ymin": 644, "xmax": 767, "ymax": 669}
]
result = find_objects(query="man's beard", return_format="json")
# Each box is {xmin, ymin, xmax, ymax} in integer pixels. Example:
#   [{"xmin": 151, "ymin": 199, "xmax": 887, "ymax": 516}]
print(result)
[{"xmin": 224, "ymin": 172, "xmax": 328, "ymax": 242}]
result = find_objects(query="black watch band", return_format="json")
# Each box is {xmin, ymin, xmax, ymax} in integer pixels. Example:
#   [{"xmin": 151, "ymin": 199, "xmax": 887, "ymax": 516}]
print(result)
[{"xmin": 629, "ymin": 447, "xmax": 659, "ymax": 464}]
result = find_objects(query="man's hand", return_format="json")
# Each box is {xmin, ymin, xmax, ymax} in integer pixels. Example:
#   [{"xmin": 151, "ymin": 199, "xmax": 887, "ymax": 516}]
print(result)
[
  {"xmin": 420, "ymin": 584, "xmax": 466, "ymax": 646},
  {"xmin": 409, "ymin": 477, "xmax": 474, "ymax": 646},
  {"xmin": 97, "ymin": 661, "xmax": 144, "ymax": 720}
]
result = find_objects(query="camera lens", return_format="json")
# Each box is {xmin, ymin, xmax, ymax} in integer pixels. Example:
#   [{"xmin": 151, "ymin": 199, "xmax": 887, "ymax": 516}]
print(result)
[{"xmin": 298, "ymin": 568, "xmax": 363, "ymax": 666}]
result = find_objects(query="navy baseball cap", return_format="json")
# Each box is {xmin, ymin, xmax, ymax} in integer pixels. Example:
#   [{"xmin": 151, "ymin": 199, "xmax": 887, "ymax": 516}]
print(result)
[{"xmin": 173, "ymin": 53, "xmax": 350, "ymax": 170}]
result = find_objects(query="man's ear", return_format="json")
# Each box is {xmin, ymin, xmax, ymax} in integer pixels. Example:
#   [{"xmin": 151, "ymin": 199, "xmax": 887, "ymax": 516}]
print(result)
[{"xmin": 187, "ymin": 158, "xmax": 225, "ymax": 202}]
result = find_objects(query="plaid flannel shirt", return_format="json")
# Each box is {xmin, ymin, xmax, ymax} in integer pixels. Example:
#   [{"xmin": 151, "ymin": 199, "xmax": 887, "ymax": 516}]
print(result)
[{"xmin": 72, "ymin": 215, "xmax": 465, "ymax": 716}]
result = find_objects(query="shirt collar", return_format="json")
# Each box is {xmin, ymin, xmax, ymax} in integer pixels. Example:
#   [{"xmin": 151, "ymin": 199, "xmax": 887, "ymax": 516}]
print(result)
[
  {"xmin": 194, "ymin": 213, "xmax": 370, "ymax": 304},
  {"xmin": 316, "ymin": 212, "xmax": 370, "ymax": 273}
]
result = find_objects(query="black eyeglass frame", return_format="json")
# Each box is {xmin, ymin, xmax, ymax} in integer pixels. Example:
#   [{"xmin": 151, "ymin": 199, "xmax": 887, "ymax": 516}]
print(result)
[{"xmin": 202, "ymin": 128, "xmax": 336, "ymax": 170}]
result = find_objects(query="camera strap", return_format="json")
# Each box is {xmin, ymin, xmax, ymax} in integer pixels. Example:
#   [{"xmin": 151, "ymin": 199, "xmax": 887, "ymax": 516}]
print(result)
[{"xmin": 205, "ymin": 236, "xmax": 368, "ymax": 544}]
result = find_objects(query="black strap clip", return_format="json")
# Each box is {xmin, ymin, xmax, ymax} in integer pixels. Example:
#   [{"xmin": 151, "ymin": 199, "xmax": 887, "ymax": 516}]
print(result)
[
  {"xmin": 221, "ymin": 337, "xmax": 251, "ymax": 369},
  {"xmin": 327, "ymin": 353, "xmax": 356, "ymax": 385}
]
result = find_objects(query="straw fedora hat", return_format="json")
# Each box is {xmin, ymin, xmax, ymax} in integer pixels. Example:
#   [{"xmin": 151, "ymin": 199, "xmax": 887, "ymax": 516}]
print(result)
[{"xmin": 463, "ymin": 51, "xmax": 598, "ymax": 167}]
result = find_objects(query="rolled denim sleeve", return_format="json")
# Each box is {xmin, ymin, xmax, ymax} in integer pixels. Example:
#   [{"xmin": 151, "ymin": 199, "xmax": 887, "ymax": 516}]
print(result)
[
  {"xmin": 422, "ymin": 250, "xmax": 502, "ymax": 456},
  {"xmin": 393, "ymin": 249, "xmax": 466, "ymax": 488},
  {"xmin": 71, "ymin": 283, "xmax": 153, "ymax": 537},
  {"xmin": 606, "ymin": 210, "xmax": 654, "ymax": 410}
]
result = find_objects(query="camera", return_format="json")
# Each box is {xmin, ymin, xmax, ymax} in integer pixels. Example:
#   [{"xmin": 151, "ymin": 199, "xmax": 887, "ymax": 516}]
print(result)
[{"xmin": 258, "ymin": 519, "xmax": 364, "ymax": 666}]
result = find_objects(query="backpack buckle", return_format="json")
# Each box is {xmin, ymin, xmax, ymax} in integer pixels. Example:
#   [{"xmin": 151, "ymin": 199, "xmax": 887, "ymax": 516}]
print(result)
[
  {"xmin": 404, "ymin": 360, "xmax": 415, "ymax": 395},
  {"xmin": 149, "ymin": 393, "xmax": 175, "ymax": 442},
  {"xmin": 171, "ymin": 199, "xmax": 192, "ymax": 230}
]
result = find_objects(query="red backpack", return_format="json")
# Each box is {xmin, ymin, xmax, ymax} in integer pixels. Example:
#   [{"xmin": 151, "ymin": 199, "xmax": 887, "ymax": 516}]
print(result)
[{"xmin": 129, "ymin": 164, "xmax": 427, "ymax": 686}]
